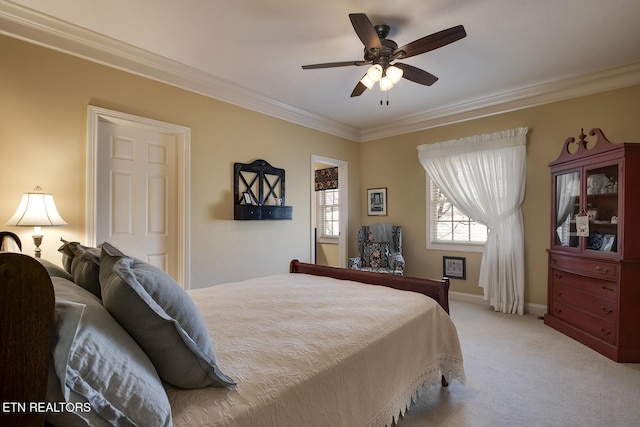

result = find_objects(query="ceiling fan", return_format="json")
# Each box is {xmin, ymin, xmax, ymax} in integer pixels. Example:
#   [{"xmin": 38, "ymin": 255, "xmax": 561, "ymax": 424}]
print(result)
[{"xmin": 302, "ymin": 13, "xmax": 467, "ymax": 97}]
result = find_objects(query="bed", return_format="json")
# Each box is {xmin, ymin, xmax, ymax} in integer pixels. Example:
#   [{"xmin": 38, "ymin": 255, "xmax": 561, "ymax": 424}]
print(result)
[{"xmin": 0, "ymin": 240, "xmax": 465, "ymax": 427}]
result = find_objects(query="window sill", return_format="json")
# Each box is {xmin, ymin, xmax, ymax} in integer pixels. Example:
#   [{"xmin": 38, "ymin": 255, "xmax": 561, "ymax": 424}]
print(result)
[
  {"xmin": 318, "ymin": 236, "xmax": 339, "ymax": 245},
  {"xmin": 427, "ymin": 241, "xmax": 485, "ymax": 253}
]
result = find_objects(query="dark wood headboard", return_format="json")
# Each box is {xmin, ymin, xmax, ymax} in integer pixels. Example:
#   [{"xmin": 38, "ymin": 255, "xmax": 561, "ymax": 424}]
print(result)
[
  {"xmin": 0, "ymin": 231, "xmax": 22, "ymax": 251},
  {"xmin": 0, "ymin": 253, "xmax": 54, "ymax": 427}
]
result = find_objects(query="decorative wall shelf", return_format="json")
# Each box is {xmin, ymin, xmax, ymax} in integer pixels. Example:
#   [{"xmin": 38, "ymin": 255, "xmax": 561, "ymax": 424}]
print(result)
[{"xmin": 234, "ymin": 159, "xmax": 292, "ymax": 220}]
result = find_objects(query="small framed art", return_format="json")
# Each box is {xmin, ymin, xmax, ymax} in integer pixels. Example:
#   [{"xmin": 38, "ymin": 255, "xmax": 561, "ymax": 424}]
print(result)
[
  {"xmin": 367, "ymin": 188, "xmax": 387, "ymax": 216},
  {"xmin": 443, "ymin": 256, "xmax": 466, "ymax": 280}
]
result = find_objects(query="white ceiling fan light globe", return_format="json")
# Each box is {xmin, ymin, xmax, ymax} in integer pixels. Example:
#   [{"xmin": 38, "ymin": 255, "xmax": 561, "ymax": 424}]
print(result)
[
  {"xmin": 386, "ymin": 65, "xmax": 403, "ymax": 84},
  {"xmin": 366, "ymin": 64, "xmax": 383, "ymax": 82},
  {"xmin": 360, "ymin": 74, "xmax": 375, "ymax": 90},
  {"xmin": 379, "ymin": 76, "xmax": 394, "ymax": 91}
]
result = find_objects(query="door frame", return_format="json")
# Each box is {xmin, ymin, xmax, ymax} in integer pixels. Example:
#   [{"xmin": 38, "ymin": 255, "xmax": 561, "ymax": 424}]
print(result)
[
  {"xmin": 310, "ymin": 155, "xmax": 348, "ymax": 268},
  {"xmin": 86, "ymin": 105, "xmax": 191, "ymax": 287}
]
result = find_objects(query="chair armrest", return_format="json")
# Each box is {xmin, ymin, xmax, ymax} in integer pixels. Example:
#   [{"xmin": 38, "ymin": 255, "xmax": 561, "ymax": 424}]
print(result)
[
  {"xmin": 389, "ymin": 252, "xmax": 405, "ymax": 273},
  {"xmin": 348, "ymin": 256, "xmax": 361, "ymax": 269}
]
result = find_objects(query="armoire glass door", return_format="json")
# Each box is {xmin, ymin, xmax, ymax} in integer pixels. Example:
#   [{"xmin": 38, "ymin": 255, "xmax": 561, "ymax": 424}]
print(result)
[{"xmin": 554, "ymin": 170, "xmax": 580, "ymax": 248}]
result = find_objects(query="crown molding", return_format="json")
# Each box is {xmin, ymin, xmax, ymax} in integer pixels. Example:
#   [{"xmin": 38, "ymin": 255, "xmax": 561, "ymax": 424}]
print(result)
[
  {"xmin": 2, "ymin": 1, "xmax": 640, "ymax": 143},
  {"xmin": 360, "ymin": 61, "xmax": 640, "ymax": 141},
  {"xmin": 0, "ymin": 1, "xmax": 360, "ymax": 141}
]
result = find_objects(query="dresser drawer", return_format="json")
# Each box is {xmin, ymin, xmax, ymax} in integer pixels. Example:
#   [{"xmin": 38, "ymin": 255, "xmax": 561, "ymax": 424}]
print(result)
[
  {"xmin": 551, "ymin": 284, "xmax": 617, "ymax": 321},
  {"xmin": 549, "ymin": 253, "xmax": 618, "ymax": 281},
  {"xmin": 550, "ymin": 301, "xmax": 617, "ymax": 345},
  {"xmin": 550, "ymin": 269, "xmax": 617, "ymax": 301}
]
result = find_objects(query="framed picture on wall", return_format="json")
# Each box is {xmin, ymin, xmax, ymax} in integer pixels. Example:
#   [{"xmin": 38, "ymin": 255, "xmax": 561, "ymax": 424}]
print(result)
[
  {"xmin": 367, "ymin": 188, "xmax": 387, "ymax": 216},
  {"xmin": 443, "ymin": 256, "xmax": 466, "ymax": 280}
]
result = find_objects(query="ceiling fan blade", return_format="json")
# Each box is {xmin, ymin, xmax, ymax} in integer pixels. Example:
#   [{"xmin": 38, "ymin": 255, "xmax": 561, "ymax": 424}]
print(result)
[
  {"xmin": 349, "ymin": 13, "xmax": 382, "ymax": 54},
  {"xmin": 394, "ymin": 63, "xmax": 439, "ymax": 86},
  {"xmin": 394, "ymin": 25, "xmax": 466, "ymax": 59},
  {"xmin": 350, "ymin": 79, "xmax": 367, "ymax": 97},
  {"xmin": 302, "ymin": 60, "xmax": 367, "ymax": 70}
]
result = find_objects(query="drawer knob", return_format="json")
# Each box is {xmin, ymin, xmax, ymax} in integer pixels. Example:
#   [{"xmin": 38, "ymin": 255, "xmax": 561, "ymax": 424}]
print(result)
[
  {"xmin": 554, "ymin": 272, "xmax": 563, "ymax": 280},
  {"xmin": 554, "ymin": 290, "xmax": 563, "ymax": 297},
  {"xmin": 600, "ymin": 328, "xmax": 612, "ymax": 337},
  {"xmin": 601, "ymin": 307, "xmax": 613, "ymax": 316},
  {"xmin": 553, "ymin": 308, "xmax": 562, "ymax": 315},
  {"xmin": 595, "ymin": 266, "xmax": 610, "ymax": 274},
  {"xmin": 551, "ymin": 258, "xmax": 558, "ymax": 264}
]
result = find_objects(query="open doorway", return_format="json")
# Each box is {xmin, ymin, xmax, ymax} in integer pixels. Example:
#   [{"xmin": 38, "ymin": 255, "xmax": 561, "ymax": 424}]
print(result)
[{"xmin": 311, "ymin": 155, "xmax": 347, "ymax": 267}]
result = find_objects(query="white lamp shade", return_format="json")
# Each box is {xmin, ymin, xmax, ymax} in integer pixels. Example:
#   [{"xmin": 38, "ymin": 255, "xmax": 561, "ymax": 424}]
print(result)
[
  {"xmin": 386, "ymin": 65, "xmax": 404, "ymax": 84},
  {"xmin": 366, "ymin": 64, "xmax": 383, "ymax": 82},
  {"xmin": 5, "ymin": 188, "xmax": 67, "ymax": 227}
]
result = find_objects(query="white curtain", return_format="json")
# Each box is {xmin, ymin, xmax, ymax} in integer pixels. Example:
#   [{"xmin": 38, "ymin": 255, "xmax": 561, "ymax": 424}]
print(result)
[
  {"xmin": 555, "ymin": 171, "xmax": 580, "ymax": 246},
  {"xmin": 418, "ymin": 127, "xmax": 528, "ymax": 314}
]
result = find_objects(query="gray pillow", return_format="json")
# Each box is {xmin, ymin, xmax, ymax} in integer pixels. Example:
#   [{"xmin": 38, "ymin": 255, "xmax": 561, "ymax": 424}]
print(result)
[
  {"xmin": 58, "ymin": 240, "xmax": 102, "ymax": 299},
  {"xmin": 99, "ymin": 242, "xmax": 235, "ymax": 389},
  {"xmin": 58, "ymin": 238, "xmax": 74, "ymax": 273},
  {"xmin": 38, "ymin": 258, "xmax": 74, "ymax": 281},
  {"xmin": 49, "ymin": 277, "xmax": 172, "ymax": 426}
]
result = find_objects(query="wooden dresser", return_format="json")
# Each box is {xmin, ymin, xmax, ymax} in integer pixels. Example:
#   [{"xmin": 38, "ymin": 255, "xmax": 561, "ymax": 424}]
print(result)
[{"xmin": 545, "ymin": 128, "xmax": 640, "ymax": 362}]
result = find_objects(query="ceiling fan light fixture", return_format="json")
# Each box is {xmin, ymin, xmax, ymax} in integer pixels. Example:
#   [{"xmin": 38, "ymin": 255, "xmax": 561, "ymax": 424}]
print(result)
[
  {"xmin": 379, "ymin": 75, "xmax": 394, "ymax": 91},
  {"xmin": 386, "ymin": 65, "xmax": 403, "ymax": 84},
  {"xmin": 366, "ymin": 64, "xmax": 383, "ymax": 82},
  {"xmin": 301, "ymin": 13, "xmax": 466, "ymax": 99}
]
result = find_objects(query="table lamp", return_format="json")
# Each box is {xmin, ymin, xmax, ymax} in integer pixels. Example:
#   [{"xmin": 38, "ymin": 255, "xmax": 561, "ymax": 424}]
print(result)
[{"xmin": 5, "ymin": 186, "xmax": 67, "ymax": 258}]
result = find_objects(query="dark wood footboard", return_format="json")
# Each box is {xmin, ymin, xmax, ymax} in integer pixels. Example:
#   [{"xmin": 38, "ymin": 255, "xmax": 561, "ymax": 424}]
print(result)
[{"xmin": 289, "ymin": 260, "xmax": 450, "ymax": 314}]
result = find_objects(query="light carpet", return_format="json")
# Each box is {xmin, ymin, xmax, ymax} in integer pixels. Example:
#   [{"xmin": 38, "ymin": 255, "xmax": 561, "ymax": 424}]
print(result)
[{"xmin": 398, "ymin": 300, "xmax": 640, "ymax": 427}]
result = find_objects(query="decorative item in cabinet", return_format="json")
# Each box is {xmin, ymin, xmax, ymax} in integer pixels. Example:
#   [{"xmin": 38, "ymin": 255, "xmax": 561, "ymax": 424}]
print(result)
[
  {"xmin": 545, "ymin": 128, "xmax": 640, "ymax": 362},
  {"xmin": 234, "ymin": 159, "xmax": 293, "ymax": 220}
]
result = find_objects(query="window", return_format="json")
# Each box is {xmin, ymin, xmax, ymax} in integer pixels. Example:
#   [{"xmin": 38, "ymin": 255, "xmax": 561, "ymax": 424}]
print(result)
[
  {"xmin": 427, "ymin": 176, "xmax": 487, "ymax": 252},
  {"xmin": 317, "ymin": 188, "xmax": 339, "ymax": 241}
]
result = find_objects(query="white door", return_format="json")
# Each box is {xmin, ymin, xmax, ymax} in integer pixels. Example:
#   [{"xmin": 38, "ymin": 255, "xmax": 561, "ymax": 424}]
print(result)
[
  {"xmin": 88, "ymin": 107, "xmax": 190, "ymax": 287},
  {"xmin": 96, "ymin": 120, "xmax": 179, "ymax": 277}
]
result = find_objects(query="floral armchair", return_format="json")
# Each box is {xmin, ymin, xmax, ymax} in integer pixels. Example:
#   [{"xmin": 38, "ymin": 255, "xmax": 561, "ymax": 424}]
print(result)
[{"xmin": 348, "ymin": 224, "xmax": 404, "ymax": 275}]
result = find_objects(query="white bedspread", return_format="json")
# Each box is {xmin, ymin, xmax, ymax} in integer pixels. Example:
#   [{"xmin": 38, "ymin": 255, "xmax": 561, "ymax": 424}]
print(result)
[{"xmin": 166, "ymin": 273, "xmax": 465, "ymax": 427}]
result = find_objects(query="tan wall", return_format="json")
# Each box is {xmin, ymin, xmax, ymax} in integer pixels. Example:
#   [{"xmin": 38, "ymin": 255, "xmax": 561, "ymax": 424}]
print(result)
[
  {"xmin": 359, "ymin": 85, "xmax": 640, "ymax": 306},
  {"xmin": 0, "ymin": 35, "xmax": 361, "ymax": 287},
  {"xmin": 3, "ymin": 34, "xmax": 639, "ymax": 305},
  {"xmin": 315, "ymin": 242, "xmax": 339, "ymax": 267}
]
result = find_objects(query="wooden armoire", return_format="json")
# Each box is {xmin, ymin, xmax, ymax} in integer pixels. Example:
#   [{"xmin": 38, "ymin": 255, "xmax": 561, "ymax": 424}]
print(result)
[{"xmin": 545, "ymin": 128, "xmax": 640, "ymax": 362}]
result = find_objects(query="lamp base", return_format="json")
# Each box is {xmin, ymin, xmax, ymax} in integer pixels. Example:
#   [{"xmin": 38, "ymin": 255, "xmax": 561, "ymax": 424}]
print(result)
[{"xmin": 33, "ymin": 235, "xmax": 43, "ymax": 259}]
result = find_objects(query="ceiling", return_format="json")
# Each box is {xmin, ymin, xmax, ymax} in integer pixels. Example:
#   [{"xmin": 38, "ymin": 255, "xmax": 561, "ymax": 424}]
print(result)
[{"xmin": 2, "ymin": 0, "xmax": 640, "ymax": 142}]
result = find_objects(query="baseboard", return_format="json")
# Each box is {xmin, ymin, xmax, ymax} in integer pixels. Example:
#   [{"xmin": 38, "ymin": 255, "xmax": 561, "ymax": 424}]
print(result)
[
  {"xmin": 450, "ymin": 291, "xmax": 547, "ymax": 318},
  {"xmin": 449, "ymin": 291, "xmax": 486, "ymax": 305},
  {"xmin": 526, "ymin": 303, "xmax": 547, "ymax": 318}
]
